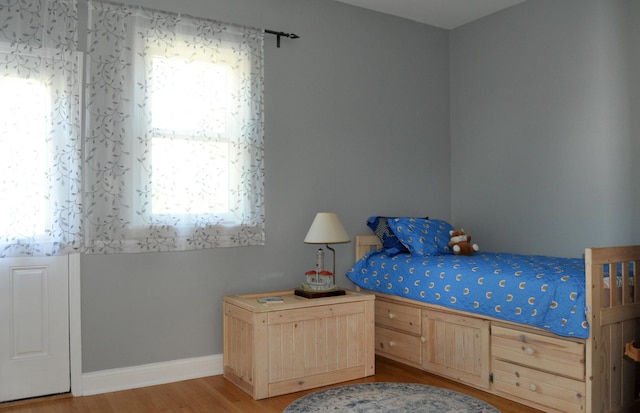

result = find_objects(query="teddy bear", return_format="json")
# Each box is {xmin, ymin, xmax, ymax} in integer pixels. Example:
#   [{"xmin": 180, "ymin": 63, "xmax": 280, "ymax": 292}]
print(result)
[{"xmin": 448, "ymin": 229, "xmax": 479, "ymax": 256}]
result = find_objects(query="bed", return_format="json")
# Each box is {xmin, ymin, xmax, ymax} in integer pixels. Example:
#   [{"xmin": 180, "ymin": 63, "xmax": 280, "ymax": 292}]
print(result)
[{"xmin": 347, "ymin": 217, "xmax": 640, "ymax": 413}]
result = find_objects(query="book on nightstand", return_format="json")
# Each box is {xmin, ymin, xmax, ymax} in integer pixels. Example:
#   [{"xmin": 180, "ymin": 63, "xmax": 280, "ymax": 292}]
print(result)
[{"xmin": 257, "ymin": 296, "xmax": 284, "ymax": 304}]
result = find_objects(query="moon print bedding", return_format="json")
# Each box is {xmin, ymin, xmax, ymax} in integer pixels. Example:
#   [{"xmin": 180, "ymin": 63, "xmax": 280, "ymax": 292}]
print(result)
[{"xmin": 347, "ymin": 250, "xmax": 589, "ymax": 338}]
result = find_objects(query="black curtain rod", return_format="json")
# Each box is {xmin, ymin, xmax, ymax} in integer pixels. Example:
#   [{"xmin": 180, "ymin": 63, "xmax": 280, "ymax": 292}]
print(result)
[{"xmin": 264, "ymin": 29, "xmax": 300, "ymax": 48}]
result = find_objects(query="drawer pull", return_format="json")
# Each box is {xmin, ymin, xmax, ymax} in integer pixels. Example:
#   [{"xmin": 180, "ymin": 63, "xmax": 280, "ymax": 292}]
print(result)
[
  {"xmin": 388, "ymin": 341, "xmax": 396, "ymax": 347},
  {"xmin": 420, "ymin": 336, "xmax": 427, "ymax": 343},
  {"xmin": 529, "ymin": 383, "xmax": 537, "ymax": 392},
  {"xmin": 388, "ymin": 312, "xmax": 395, "ymax": 319},
  {"xmin": 525, "ymin": 347, "xmax": 535, "ymax": 356}
]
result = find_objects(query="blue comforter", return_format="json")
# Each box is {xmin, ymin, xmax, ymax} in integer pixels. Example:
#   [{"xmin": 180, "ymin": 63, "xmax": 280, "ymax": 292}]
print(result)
[{"xmin": 347, "ymin": 251, "xmax": 588, "ymax": 338}]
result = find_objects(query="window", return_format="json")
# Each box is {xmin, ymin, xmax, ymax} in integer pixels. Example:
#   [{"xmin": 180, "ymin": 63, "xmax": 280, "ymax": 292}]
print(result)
[
  {"xmin": 148, "ymin": 54, "xmax": 233, "ymax": 218},
  {"xmin": 0, "ymin": 0, "xmax": 82, "ymax": 258},
  {"xmin": 84, "ymin": 1, "xmax": 265, "ymax": 253},
  {"xmin": 0, "ymin": 0, "xmax": 263, "ymax": 257},
  {"xmin": 0, "ymin": 78, "xmax": 50, "ymax": 237}
]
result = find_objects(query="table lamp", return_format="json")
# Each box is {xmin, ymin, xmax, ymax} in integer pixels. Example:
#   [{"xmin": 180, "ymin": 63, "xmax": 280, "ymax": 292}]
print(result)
[{"xmin": 303, "ymin": 212, "xmax": 351, "ymax": 292}]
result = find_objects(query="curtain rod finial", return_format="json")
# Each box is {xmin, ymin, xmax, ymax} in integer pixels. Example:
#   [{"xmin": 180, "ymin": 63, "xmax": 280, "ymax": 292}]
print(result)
[{"xmin": 265, "ymin": 29, "xmax": 300, "ymax": 47}]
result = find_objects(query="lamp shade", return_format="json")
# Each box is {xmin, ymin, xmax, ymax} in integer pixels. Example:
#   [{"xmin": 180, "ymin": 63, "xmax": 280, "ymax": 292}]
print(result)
[{"xmin": 304, "ymin": 213, "xmax": 350, "ymax": 244}]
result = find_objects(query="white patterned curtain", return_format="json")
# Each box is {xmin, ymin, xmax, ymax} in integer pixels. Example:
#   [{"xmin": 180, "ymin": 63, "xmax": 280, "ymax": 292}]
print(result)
[
  {"xmin": 0, "ymin": 0, "xmax": 82, "ymax": 258},
  {"xmin": 85, "ymin": 1, "xmax": 265, "ymax": 253}
]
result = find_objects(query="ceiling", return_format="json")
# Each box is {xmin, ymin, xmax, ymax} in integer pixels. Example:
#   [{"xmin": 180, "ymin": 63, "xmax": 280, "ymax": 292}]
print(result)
[{"xmin": 334, "ymin": 0, "xmax": 527, "ymax": 30}]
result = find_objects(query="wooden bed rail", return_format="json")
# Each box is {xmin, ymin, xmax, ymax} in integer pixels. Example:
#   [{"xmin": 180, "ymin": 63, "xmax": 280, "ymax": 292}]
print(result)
[{"xmin": 586, "ymin": 245, "xmax": 640, "ymax": 265}]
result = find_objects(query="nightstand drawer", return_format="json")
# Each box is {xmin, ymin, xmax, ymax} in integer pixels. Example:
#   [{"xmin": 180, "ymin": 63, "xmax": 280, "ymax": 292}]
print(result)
[
  {"xmin": 375, "ymin": 300, "xmax": 421, "ymax": 335},
  {"xmin": 491, "ymin": 325, "xmax": 584, "ymax": 380},
  {"xmin": 493, "ymin": 359, "xmax": 585, "ymax": 413},
  {"xmin": 375, "ymin": 326, "xmax": 422, "ymax": 366}
]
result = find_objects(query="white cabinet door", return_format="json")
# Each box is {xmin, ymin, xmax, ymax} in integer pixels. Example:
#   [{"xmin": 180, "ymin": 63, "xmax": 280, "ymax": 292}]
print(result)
[{"xmin": 0, "ymin": 255, "xmax": 70, "ymax": 402}]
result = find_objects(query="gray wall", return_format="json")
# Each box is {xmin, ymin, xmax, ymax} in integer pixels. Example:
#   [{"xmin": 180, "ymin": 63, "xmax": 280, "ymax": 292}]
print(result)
[
  {"xmin": 80, "ymin": 0, "xmax": 451, "ymax": 372},
  {"xmin": 450, "ymin": 0, "xmax": 640, "ymax": 257},
  {"xmin": 630, "ymin": 0, "xmax": 640, "ymax": 241}
]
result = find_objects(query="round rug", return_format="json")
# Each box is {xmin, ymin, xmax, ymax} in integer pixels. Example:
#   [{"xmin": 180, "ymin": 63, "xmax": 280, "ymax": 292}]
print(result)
[{"xmin": 282, "ymin": 382, "xmax": 500, "ymax": 413}]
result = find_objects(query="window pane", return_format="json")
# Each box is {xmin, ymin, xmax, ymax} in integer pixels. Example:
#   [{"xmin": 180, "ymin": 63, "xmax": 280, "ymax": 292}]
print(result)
[
  {"xmin": 0, "ymin": 78, "xmax": 49, "ymax": 236},
  {"xmin": 151, "ymin": 137, "xmax": 229, "ymax": 215},
  {"xmin": 150, "ymin": 55, "xmax": 234, "ymax": 217},
  {"xmin": 151, "ymin": 56, "xmax": 230, "ymax": 136}
]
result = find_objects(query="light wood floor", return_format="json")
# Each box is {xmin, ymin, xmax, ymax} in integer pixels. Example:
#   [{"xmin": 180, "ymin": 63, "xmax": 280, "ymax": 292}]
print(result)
[{"xmin": 1, "ymin": 356, "xmax": 542, "ymax": 413}]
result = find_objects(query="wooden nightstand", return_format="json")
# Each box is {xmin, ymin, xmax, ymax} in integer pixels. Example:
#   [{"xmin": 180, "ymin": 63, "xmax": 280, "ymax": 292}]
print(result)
[{"xmin": 223, "ymin": 289, "xmax": 375, "ymax": 399}]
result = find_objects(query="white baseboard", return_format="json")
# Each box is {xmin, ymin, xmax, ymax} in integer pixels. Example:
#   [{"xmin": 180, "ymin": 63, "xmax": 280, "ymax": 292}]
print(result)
[{"xmin": 81, "ymin": 354, "xmax": 224, "ymax": 396}]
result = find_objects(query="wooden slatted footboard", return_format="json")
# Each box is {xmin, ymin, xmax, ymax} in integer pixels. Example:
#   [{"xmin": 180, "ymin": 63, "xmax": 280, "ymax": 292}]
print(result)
[{"xmin": 585, "ymin": 246, "xmax": 640, "ymax": 413}]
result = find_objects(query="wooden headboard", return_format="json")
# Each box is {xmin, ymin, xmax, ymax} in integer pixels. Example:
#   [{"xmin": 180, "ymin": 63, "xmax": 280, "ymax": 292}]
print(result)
[{"xmin": 355, "ymin": 235, "xmax": 382, "ymax": 262}]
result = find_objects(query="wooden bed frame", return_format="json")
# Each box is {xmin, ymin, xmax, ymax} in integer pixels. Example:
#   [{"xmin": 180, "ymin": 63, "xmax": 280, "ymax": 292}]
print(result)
[{"xmin": 354, "ymin": 235, "xmax": 640, "ymax": 413}]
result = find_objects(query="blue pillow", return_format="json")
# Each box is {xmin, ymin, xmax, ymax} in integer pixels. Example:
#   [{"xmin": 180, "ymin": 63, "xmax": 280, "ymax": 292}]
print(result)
[
  {"xmin": 389, "ymin": 217, "xmax": 454, "ymax": 256},
  {"xmin": 366, "ymin": 216, "xmax": 411, "ymax": 255}
]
